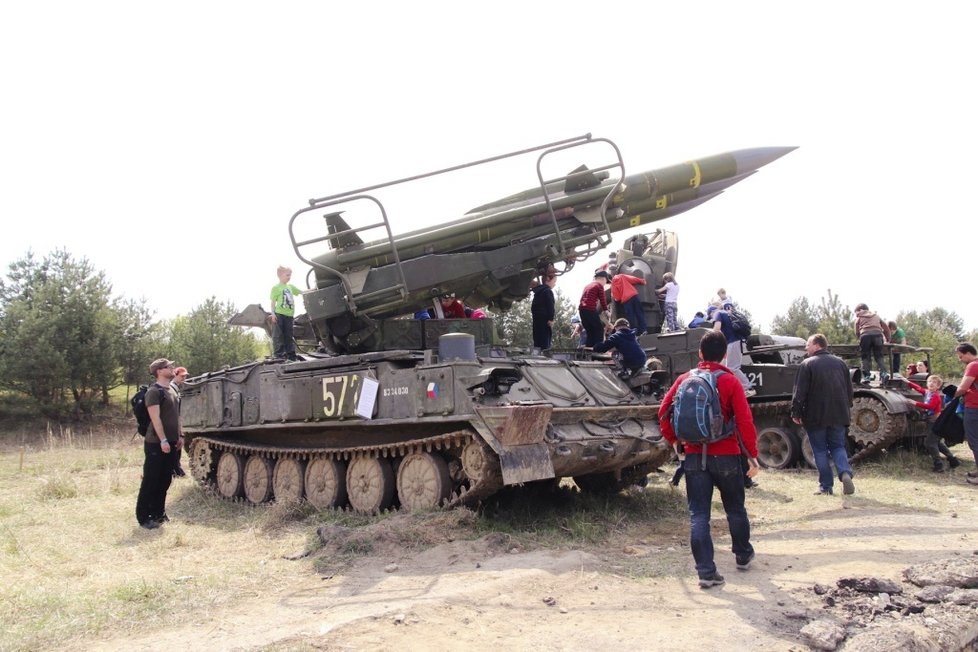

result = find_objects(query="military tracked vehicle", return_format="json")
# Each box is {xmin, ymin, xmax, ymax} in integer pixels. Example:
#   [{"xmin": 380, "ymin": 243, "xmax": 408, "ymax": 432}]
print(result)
[
  {"xmin": 600, "ymin": 234, "xmax": 935, "ymax": 470},
  {"xmin": 180, "ymin": 134, "xmax": 793, "ymax": 511},
  {"xmin": 641, "ymin": 329, "xmax": 933, "ymax": 469}
]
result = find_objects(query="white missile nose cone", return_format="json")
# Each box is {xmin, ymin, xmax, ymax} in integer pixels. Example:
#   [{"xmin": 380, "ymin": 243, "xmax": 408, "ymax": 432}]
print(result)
[{"xmin": 730, "ymin": 146, "xmax": 799, "ymax": 173}]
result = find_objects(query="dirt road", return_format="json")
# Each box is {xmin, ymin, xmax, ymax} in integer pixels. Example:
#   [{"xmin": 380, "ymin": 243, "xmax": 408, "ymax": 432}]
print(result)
[{"xmin": 94, "ymin": 474, "xmax": 978, "ymax": 652}]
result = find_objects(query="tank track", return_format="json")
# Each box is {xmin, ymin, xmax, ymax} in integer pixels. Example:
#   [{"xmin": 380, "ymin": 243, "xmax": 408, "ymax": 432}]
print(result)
[
  {"xmin": 746, "ymin": 397, "xmax": 908, "ymax": 465},
  {"xmin": 189, "ymin": 429, "xmax": 504, "ymax": 510}
]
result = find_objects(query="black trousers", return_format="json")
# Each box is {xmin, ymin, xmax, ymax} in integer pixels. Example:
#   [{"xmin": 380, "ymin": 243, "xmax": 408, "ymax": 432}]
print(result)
[
  {"xmin": 859, "ymin": 332, "xmax": 888, "ymax": 375},
  {"xmin": 135, "ymin": 442, "xmax": 175, "ymax": 525},
  {"xmin": 532, "ymin": 318, "xmax": 552, "ymax": 350},
  {"xmin": 579, "ymin": 308, "xmax": 604, "ymax": 347},
  {"xmin": 274, "ymin": 314, "xmax": 296, "ymax": 359}
]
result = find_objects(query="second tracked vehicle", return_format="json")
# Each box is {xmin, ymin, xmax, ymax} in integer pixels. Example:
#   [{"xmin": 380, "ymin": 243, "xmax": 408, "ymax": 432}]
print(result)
[{"xmin": 600, "ymin": 233, "xmax": 935, "ymax": 470}]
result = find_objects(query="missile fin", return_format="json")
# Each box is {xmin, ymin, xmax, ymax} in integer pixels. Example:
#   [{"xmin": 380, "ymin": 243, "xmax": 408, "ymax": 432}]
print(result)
[{"xmin": 325, "ymin": 212, "xmax": 364, "ymax": 249}]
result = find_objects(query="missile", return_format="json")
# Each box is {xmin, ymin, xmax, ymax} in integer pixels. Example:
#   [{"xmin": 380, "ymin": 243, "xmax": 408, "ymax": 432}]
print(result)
[
  {"xmin": 310, "ymin": 147, "xmax": 795, "ymax": 272},
  {"xmin": 295, "ymin": 141, "xmax": 795, "ymax": 351}
]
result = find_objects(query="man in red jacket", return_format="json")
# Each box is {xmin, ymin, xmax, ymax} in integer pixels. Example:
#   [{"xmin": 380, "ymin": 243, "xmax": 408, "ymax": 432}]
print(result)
[{"xmin": 658, "ymin": 330, "xmax": 760, "ymax": 588}]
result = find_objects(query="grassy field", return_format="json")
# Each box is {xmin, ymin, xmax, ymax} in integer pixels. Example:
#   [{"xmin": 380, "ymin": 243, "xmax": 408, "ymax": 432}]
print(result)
[{"xmin": 1, "ymin": 428, "xmax": 975, "ymax": 651}]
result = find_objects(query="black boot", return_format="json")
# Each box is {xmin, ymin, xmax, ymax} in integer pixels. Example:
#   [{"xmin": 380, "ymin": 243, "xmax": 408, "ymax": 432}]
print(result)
[
  {"xmin": 948, "ymin": 456, "xmax": 961, "ymax": 469},
  {"xmin": 933, "ymin": 460, "xmax": 945, "ymax": 473}
]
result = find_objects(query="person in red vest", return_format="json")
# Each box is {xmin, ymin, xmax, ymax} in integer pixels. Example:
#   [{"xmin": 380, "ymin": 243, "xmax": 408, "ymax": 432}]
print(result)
[{"xmin": 610, "ymin": 270, "xmax": 648, "ymax": 335}]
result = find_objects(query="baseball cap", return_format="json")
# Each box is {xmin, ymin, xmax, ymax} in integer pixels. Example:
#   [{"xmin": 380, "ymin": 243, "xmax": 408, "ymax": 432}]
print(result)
[{"xmin": 149, "ymin": 358, "xmax": 173, "ymax": 374}]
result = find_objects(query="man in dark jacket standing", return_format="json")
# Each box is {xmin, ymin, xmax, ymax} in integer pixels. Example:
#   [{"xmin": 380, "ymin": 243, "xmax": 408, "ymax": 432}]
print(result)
[
  {"xmin": 791, "ymin": 334, "xmax": 855, "ymax": 496},
  {"xmin": 530, "ymin": 275, "xmax": 556, "ymax": 351}
]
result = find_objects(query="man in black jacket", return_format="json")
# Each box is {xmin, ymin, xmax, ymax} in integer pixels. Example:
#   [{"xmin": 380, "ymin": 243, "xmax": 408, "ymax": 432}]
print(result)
[
  {"xmin": 791, "ymin": 334, "xmax": 856, "ymax": 496},
  {"xmin": 531, "ymin": 275, "xmax": 556, "ymax": 351}
]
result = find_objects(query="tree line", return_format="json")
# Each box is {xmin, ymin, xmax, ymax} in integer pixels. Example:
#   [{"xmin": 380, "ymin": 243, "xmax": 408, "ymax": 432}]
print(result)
[
  {"xmin": 0, "ymin": 250, "xmax": 264, "ymax": 417},
  {"xmin": 3, "ymin": 249, "xmax": 975, "ymax": 418}
]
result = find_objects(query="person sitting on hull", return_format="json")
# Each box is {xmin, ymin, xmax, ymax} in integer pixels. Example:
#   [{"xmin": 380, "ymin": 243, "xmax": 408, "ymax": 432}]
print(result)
[{"xmin": 593, "ymin": 318, "xmax": 648, "ymax": 377}]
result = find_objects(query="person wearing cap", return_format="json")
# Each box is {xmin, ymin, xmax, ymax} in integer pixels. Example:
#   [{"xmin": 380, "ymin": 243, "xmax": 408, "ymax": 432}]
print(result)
[
  {"xmin": 135, "ymin": 358, "xmax": 184, "ymax": 529},
  {"xmin": 578, "ymin": 271, "xmax": 611, "ymax": 347},
  {"xmin": 593, "ymin": 318, "xmax": 648, "ymax": 376},
  {"xmin": 170, "ymin": 366, "xmax": 189, "ymax": 478},
  {"xmin": 570, "ymin": 315, "xmax": 585, "ymax": 348}
]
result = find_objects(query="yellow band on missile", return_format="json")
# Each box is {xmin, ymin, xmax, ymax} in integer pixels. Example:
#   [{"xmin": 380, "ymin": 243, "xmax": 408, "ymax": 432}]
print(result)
[
  {"xmin": 656, "ymin": 196, "xmax": 668, "ymax": 209},
  {"xmin": 629, "ymin": 216, "xmax": 641, "ymax": 227},
  {"xmin": 688, "ymin": 161, "xmax": 702, "ymax": 189}
]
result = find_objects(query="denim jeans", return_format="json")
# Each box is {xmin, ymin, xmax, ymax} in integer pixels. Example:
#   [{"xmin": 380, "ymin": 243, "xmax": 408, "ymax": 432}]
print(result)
[
  {"xmin": 806, "ymin": 425, "xmax": 853, "ymax": 492},
  {"xmin": 964, "ymin": 407, "xmax": 978, "ymax": 466},
  {"xmin": 622, "ymin": 296, "xmax": 647, "ymax": 335},
  {"xmin": 684, "ymin": 454, "xmax": 753, "ymax": 578}
]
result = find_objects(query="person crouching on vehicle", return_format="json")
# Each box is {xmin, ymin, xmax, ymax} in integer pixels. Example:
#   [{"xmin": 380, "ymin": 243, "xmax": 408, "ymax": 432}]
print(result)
[{"xmin": 593, "ymin": 318, "xmax": 648, "ymax": 376}]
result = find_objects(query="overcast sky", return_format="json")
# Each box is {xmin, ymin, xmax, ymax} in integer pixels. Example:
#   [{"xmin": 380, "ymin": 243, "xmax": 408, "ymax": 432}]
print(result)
[{"xmin": 2, "ymin": 2, "xmax": 975, "ymax": 335}]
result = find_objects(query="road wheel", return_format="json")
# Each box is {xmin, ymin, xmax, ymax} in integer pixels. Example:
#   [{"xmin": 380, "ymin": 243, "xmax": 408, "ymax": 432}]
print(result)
[
  {"xmin": 851, "ymin": 396, "xmax": 906, "ymax": 448},
  {"xmin": 243, "ymin": 455, "xmax": 274, "ymax": 504},
  {"xmin": 216, "ymin": 451, "xmax": 244, "ymax": 499},
  {"xmin": 189, "ymin": 440, "xmax": 216, "ymax": 483},
  {"xmin": 800, "ymin": 432, "xmax": 816, "ymax": 469},
  {"xmin": 396, "ymin": 452, "xmax": 451, "ymax": 511},
  {"xmin": 272, "ymin": 457, "xmax": 306, "ymax": 503},
  {"xmin": 461, "ymin": 441, "xmax": 492, "ymax": 484},
  {"xmin": 304, "ymin": 458, "xmax": 348, "ymax": 509},
  {"xmin": 756, "ymin": 427, "xmax": 801, "ymax": 469},
  {"xmin": 346, "ymin": 456, "xmax": 395, "ymax": 513}
]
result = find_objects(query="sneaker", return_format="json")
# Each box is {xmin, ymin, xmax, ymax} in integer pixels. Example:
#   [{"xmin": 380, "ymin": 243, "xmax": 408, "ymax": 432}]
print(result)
[
  {"xmin": 967, "ymin": 470, "xmax": 978, "ymax": 478},
  {"xmin": 173, "ymin": 467, "xmax": 187, "ymax": 478},
  {"xmin": 814, "ymin": 487, "xmax": 833, "ymax": 495},
  {"xmin": 967, "ymin": 476, "xmax": 978, "ymax": 486},
  {"xmin": 745, "ymin": 389, "xmax": 757, "ymax": 398},
  {"xmin": 947, "ymin": 457, "xmax": 961, "ymax": 469},
  {"xmin": 140, "ymin": 520, "xmax": 160, "ymax": 530},
  {"xmin": 840, "ymin": 472, "xmax": 855, "ymax": 495},
  {"xmin": 698, "ymin": 572, "xmax": 725, "ymax": 588},
  {"xmin": 736, "ymin": 552, "xmax": 755, "ymax": 571}
]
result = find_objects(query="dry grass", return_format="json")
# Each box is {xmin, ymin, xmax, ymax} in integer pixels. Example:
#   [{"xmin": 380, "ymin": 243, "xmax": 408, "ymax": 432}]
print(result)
[
  {"xmin": 0, "ymin": 429, "xmax": 974, "ymax": 651},
  {"xmin": 0, "ymin": 432, "xmax": 314, "ymax": 651}
]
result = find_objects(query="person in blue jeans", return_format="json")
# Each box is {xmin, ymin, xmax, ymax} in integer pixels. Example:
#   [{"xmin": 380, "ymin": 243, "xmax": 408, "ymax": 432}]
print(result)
[
  {"xmin": 658, "ymin": 330, "xmax": 760, "ymax": 589},
  {"xmin": 791, "ymin": 333, "xmax": 856, "ymax": 496}
]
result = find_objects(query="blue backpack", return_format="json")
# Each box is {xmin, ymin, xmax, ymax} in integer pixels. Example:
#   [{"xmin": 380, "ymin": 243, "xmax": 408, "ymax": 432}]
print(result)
[{"xmin": 670, "ymin": 368, "xmax": 735, "ymax": 462}]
